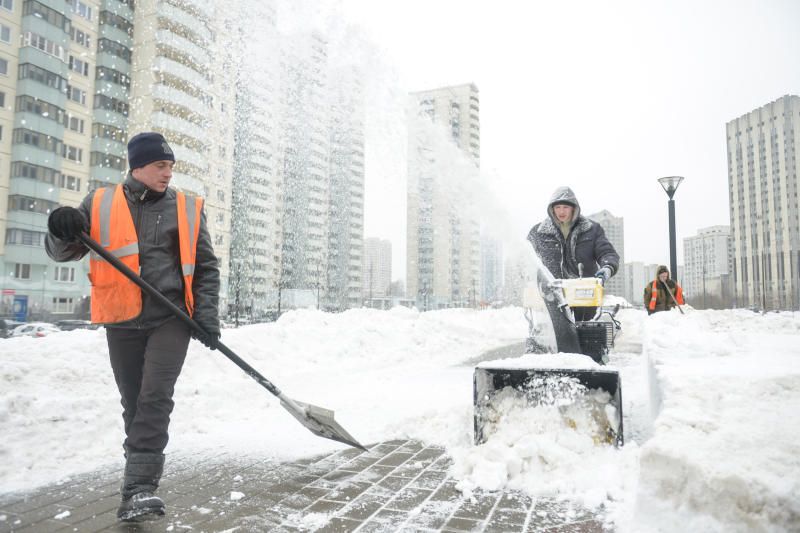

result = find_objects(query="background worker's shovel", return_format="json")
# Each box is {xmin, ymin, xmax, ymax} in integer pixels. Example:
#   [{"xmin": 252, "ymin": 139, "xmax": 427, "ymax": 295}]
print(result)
[
  {"xmin": 660, "ymin": 279, "xmax": 685, "ymax": 315},
  {"xmin": 79, "ymin": 233, "xmax": 366, "ymax": 451}
]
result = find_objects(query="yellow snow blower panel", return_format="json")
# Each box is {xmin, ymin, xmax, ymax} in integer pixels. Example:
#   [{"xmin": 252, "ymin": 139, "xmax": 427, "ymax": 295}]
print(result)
[{"xmin": 561, "ymin": 278, "xmax": 604, "ymax": 307}]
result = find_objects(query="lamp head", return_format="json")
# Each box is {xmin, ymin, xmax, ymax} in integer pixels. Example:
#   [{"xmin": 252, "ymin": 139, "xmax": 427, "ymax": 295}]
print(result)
[{"xmin": 658, "ymin": 176, "xmax": 684, "ymax": 199}]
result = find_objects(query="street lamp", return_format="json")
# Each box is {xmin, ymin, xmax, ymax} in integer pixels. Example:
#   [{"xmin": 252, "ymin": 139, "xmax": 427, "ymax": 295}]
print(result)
[{"xmin": 658, "ymin": 176, "xmax": 684, "ymax": 281}]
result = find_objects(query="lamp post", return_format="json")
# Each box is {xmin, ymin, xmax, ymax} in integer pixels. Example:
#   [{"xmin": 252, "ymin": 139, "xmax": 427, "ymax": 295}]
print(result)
[{"xmin": 658, "ymin": 176, "xmax": 684, "ymax": 282}]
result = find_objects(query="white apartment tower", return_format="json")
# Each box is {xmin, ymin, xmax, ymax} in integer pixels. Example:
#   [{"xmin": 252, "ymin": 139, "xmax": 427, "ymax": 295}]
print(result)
[
  {"xmin": 587, "ymin": 210, "xmax": 625, "ymax": 297},
  {"xmin": 682, "ymin": 226, "xmax": 731, "ymax": 308},
  {"xmin": 128, "ymin": 0, "xmax": 236, "ymax": 310},
  {"xmin": 362, "ymin": 237, "xmax": 391, "ymax": 302},
  {"xmin": 327, "ymin": 65, "xmax": 365, "ymax": 310},
  {"xmin": 727, "ymin": 95, "xmax": 800, "ymax": 310},
  {"xmin": 407, "ymin": 83, "xmax": 481, "ymax": 309},
  {"xmin": 228, "ymin": 0, "xmax": 283, "ymax": 318}
]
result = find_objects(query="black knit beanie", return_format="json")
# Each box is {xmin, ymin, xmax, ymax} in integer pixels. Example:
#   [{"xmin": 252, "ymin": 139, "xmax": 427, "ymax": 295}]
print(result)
[{"xmin": 127, "ymin": 132, "xmax": 175, "ymax": 170}]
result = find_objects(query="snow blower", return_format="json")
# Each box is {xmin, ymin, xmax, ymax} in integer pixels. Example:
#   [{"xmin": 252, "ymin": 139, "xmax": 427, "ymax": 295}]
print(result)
[{"xmin": 473, "ymin": 255, "xmax": 623, "ymax": 447}]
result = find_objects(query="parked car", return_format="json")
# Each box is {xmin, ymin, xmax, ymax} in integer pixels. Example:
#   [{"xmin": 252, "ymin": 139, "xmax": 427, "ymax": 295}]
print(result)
[
  {"xmin": 55, "ymin": 319, "xmax": 97, "ymax": 331},
  {"xmin": 0, "ymin": 318, "xmax": 26, "ymax": 338},
  {"xmin": 10, "ymin": 322, "xmax": 62, "ymax": 338}
]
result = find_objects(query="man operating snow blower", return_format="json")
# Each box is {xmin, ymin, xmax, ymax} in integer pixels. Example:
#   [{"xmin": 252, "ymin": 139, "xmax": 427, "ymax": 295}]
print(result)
[
  {"xmin": 473, "ymin": 186, "xmax": 625, "ymax": 447},
  {"xmin": 527, "ymin": 186, "xmax": 619, "ymax": 321}
]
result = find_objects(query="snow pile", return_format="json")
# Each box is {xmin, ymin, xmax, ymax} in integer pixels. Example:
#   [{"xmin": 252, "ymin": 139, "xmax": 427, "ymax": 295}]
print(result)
[
  {"xmin": 1, "ymin": 306, "xmax": 799, "ymax": 532},
  {"xmin": 633, "ymin": 309, "xmax": 800, "ymax": 532}
]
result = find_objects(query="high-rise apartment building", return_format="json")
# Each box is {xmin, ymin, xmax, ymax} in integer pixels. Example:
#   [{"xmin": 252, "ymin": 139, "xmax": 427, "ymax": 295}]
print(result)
[
  {"xmin": 727, "ymin": 95, "xmax": 800, "ymax": 310},
  {"xmin": 587, "ymin": 210, "xmax": 624, "ymax": 297},
  {"xmin": 128, "ymin": 0, "xmax": 236, "ymax": 310},
  {"xmin": 623, "ymin": 262, "xmax": 659, "ymax": 307},
  {"xmin": 683, "ymin": 225, "xmax": 731, "ymax": 308},
  {"xmin": 362, "ymin": 237, "xmax": 391, "ymax": 303},
  {"xmin": 274, "ymin": 32, "xmax": 365, "ymax": 312},
  {"xmin": 229, "ymin": 0, "xmax": 283, "ymax": 318},
  {"xmin": 407, "ymin": 83, "xmax": 481, "ymax": 309}
]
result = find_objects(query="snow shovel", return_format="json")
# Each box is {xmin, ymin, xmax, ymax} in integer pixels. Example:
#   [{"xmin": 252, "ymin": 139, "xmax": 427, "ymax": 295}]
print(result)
[
  {"xmin": 660, "ymin": 279, "xmax": 685, "ymax": 314},
  {"xmin": 78, "ymin": 233, "xmax": 366, "ymax": 451}
]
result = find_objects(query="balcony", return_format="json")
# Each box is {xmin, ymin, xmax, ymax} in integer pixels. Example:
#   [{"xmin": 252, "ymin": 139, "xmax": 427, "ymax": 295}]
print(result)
[
  {"xmin": 169, "ymin": 0, "xmax": 215, "ymax": 21},
  {"xmin": 151, "ymin": 83, "xmax": 207, "ymax": 114},
  {"xmin": 158, "ymin": 1, "xmax": 213, "ymax": 43},
  {"xmin": 156, "ymin": 28, "xmax": 209, "ymax": 71},
  {"xmin": 170, "ymin": 143, "xmax": 208, "ymax": 174},
  {"xmin": 152, "ymin": 56, "xmax": 209, "ymax": 92},
  {"xmin": 152, "ymin": 111, "xmax": 206, "ymax": 141},
  {"xmin": 171, "ymin": 171, "xmax": 205, "ymax": 196}
]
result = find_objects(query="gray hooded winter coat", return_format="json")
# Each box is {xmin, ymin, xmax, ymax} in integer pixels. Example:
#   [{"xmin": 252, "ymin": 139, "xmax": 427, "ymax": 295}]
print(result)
[{"xmin": 527, "ymin": 186, "xmax": 619, "ymax": 279}]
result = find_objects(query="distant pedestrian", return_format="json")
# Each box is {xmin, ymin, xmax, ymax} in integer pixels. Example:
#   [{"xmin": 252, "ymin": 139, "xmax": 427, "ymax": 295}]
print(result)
[
  {"xmin": 645, "ymin": 265, "xmax": 684, "ymax": 314},
  {"xmin": 45, "ymin": 132, "xmax": 220, "ymax": 522}
]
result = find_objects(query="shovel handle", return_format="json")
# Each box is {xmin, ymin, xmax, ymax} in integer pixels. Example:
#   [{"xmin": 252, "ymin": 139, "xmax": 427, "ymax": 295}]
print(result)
[
  {"xmin": 660, "ymin": 279, "xmax": 685, "ymax": 314},
  {"xmin": 78, "ymin": 232, "xmax": 283, "ymax": 396}
]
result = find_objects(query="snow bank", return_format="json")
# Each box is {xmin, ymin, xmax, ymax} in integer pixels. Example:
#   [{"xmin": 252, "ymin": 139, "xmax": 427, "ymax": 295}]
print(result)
[{"xmin": 2, "ymin": 306, "xmax": 798, "ymax": 532}]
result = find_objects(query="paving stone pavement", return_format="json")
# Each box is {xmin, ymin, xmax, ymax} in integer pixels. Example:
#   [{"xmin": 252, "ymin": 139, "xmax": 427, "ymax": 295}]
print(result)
[{"xmin": 0, "ymin": 439, "xmax": 610, "ymax": 533}]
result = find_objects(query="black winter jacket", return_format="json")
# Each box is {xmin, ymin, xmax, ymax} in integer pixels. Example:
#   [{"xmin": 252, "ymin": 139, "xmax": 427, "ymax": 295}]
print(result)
[
  {"xmin": 527, "ymin": 187, "xmax": 619, "ymax": 279},
  {"xmin": 45, "ymin": 174, "xmax": 220, "ymax": 335}
]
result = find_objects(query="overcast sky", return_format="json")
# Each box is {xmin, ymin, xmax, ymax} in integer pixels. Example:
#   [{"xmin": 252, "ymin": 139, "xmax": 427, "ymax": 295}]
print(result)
[{"xmin": 328, "ymin": 0, "xmax": 800, "ymax": 280}]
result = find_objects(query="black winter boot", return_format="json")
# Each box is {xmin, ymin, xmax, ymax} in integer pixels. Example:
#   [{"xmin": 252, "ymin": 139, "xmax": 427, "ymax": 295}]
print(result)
[{"xmin": 117, "ymin": 452, "xmax": 166, "ymax": 522}]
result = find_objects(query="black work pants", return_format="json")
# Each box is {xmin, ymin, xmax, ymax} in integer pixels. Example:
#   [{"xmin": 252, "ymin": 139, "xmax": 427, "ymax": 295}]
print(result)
[{"xmin": 106, "ymin": 318, "xmax": 191, "ymax": 454}]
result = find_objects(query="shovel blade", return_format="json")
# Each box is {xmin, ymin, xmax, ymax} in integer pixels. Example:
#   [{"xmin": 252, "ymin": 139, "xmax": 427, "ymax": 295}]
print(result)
[{"xmin": 280, "ymin": 397, "xmax": 367, "ymax": 451}]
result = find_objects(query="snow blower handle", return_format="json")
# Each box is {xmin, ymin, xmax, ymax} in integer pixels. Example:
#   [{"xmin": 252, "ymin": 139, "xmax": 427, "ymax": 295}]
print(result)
[{"xmin": 77, "ymin": 232, "xmax": 282, "ymax": 397}]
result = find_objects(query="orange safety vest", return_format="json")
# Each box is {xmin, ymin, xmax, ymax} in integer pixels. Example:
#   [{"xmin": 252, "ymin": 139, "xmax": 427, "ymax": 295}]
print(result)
[
  {"xmin": 649, "ymin": 279, "xmax": 685, "ymax": 310},
  {"xmin": 89, "ymin": 184, "xmax": 203, "ymax": 324}
]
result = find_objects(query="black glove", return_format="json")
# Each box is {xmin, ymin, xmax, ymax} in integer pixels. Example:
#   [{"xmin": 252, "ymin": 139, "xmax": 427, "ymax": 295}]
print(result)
[
  {"xmin": 48, "ymin": 207, "xmax": 88, "ymax": 242},
  {"xmin": 594, "ymin": 266, "xmax": 612, "ymax": 286},
  {"xmin": 192, "ymin": 328, "xmax": 220, "ymax": 350}
]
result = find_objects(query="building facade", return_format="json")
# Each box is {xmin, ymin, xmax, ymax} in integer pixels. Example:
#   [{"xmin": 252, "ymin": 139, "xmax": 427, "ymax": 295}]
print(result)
[
  {"xmin": 587, "ymin": 209, "xmax": 625, "ymax": 297},
  {"xmin": 727, "ymin": 95, "xmax": 800, "ymax": 310},
  {"xmin": 623, "ymin": 262, "xmax": 659, "ymax": 308},
  {"xmin": 407, "ymin": 83, "xmax": 481, "ymax": 310},
  {"xmin": 682, "ymin": 225, "xmax": 731, "ymax": 309},
  {"xmin": 362, "ymin": 237, "xmax": 391, "ymax": 305},
  {"xmin": 0, "ymin": 0, "xmax": 238, "ymax": 320}
]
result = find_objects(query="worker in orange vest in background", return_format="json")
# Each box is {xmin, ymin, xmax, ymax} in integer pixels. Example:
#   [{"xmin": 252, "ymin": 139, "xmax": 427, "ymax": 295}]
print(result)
[
  {"xmin": 644, "ymin": 265, "xmax": 684, "ymax": 314},
  {"xmin": 45, "ymin": 132, "xmax": 220, "ymax": 523}
]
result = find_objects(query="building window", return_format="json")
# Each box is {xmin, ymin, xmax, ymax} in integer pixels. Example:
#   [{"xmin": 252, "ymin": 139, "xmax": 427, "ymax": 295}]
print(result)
[
  {"xmin": 66, "ymin": 0, "xmax": 92, "ymax": 21},
  {"xmin": 69, "ymin": 56, "xmax": 89, "ymax": 76},
  {"xmin": 89, "ymin": 151, "xmax": 125, "ymax": 170},
  {"xmin": 68, "ymin": 116, "xmax": 84, "ymax": 133},
  {"xmin": 0, "ymin": 91, "xmax": 4, "ymax": 107},
  {"xmin": 0, "ymin": 0, "xmax": 12, "ymax": 12},
  {"xmin": 93, "ymin": 93, "xmax": 128, "ymax": 115},
  {"xmin": 8, "ymin": 194, "xmax": 59, "ymax": 215},
  {"xmin": 61, "ymin": 144, "xmax": 83, "ymax": 163},
  {"xmin": 217, "ymin": 189, "xmax": 225, "ymax": 202},
  {"xmin": 14, "ymin": 263, "xmax": 30, "ymax": 280},
  {"xmin": 52, "ymin": 297, "xmax": 74, "ymax": 313},
  {"xmin": 96, "ymin": 66, "xmax": 130, "ymax": 89},
  {"xmin": 67, "ymin": 85, "xmax": 87, "ymax": 105},
  {"xmin": 91, "ymin": 122, "xmax": 125, "ymax": 142},
  {"xmin": 97, "ymin": 38, "xmax": 131, "ymax": 62},
  {"xmin": 54, "ymin": 266, "xmax": 75, "ymax": 282},
  {"xmin": 59, "ymin": 174, "xmax": 80, "ymax": 191},
  {"xmin": 22, "ymin": 31, "xmax": 67, "ymax": 62},
  {"xmin": 18, "ymin": 63, "xmax": 68, "ymax": 92},
  {"xmin": 0, "ymin": 24, "xmax": 10, "ymax": 43},
  {"xmin": 69, "ymin": 26, "xmax": 91, "ymax": 48},
  {"xmin": 0, "ymin": 57, "xmax": 7, "ymax": 76},
  {"xmin": 5, "ymin": 228, "xmax": 46, "ymax": 247}
]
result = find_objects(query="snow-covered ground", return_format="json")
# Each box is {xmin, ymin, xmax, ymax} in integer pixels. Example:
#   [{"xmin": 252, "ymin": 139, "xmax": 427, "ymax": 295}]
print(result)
[{"xmin": 1, "ymin": 306, "xmax": 798, "ymax": 532}]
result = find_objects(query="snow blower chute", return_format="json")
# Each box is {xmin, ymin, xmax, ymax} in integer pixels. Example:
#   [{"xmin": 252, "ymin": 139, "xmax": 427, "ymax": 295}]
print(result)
[{"xmin": 473, "ymin": 255, "xmax": 623, "ymax": 447}]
